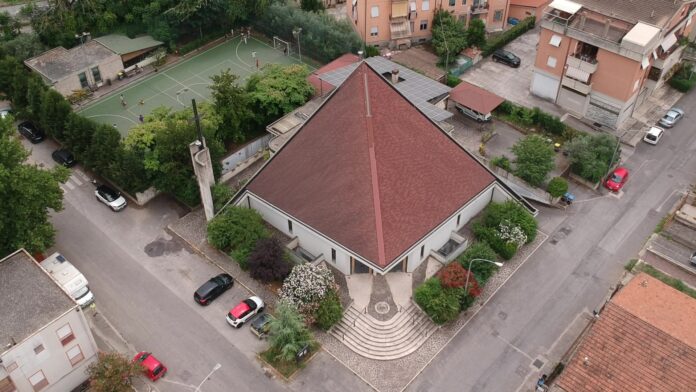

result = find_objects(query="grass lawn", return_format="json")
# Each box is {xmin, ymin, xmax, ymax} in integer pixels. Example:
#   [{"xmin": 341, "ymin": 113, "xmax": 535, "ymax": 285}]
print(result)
[{"xmin": 259, "ymin": 342, "xmax": 320, "ymax": 379}]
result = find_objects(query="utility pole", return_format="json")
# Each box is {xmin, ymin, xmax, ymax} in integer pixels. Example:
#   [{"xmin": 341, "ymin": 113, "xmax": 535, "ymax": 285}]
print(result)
[{"xmin": 293, "ymin": 27, "xmax": 303, "ymax": 62}]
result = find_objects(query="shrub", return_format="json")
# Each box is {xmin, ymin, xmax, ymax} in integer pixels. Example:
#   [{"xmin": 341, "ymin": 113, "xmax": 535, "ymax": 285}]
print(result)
[
  {"xmin": 668, "ymin": 77, "xmax": 695, "ymax": 92},
  {"xmin": 459, "ymin": 242, "xmax": 500, "ymax": 285},
  {"xmin": 88, "ymin": 352, "xmax": 141, "ymax": 392},
  {"xmin": 438, "ymin": 262, "xmax": 468, "ymax": 288},
  {"xmin": 496, "ymin": 100, "xmax": 514, "ymax": 115},
  {"xmin": 566, "ymin": 133, "xmax": 620, "ymax": 183},
  {"xmin": 491, "ymin": 155, "xmax": 513, "ymax": 172},
  {"xmin": 364, "ymin": 44, "xmax": 380, "ymax": 57},
  {"xmin": 473, "ymin": 224, "xmax": 518, "ymax": 260},
  {"xmin": 481, "ymin": 201, "xmax": 537, "ymax": 243},
  {"xmin": 314, "ymin": 290, "xmax": 343, "ymax": 330},
  {"xmin": 482, "ymin": 16, "xmax": 535, "ymax": 56},
  {"xmin": 248, "ymin": 238, "xmax": 292, "ymax": 283},
  {"xmin": 280, "ymin": 263, "xmax": 336, "ymax": 322},
  {"xmin": 446, "ymin": 73, "xmax": 462, "ymax": 87},
  {"xmin": 268, "ymin": 301, "xmax": 313, "ymax": 362},
  {"xmin": 207, "ymin": 206, "xmax": 269, "ymax": 268},
  {"xmin": 211, "ymin": 183, "xmax": 233, "ymax": 213},
  {"xmin": 547, "ymin": 177, "xmax": 568, "ymax": 198},
  {"xmin": 414, "ymin": 278, "xmax": 461, "ymax": 324},
  {"xmin": 511, "ymin": 134, "xmax": 555, "ymax": 186}
]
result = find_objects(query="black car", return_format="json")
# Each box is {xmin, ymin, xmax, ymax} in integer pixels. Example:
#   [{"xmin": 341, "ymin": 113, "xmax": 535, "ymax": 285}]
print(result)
[
  {"xmin": 194, "ymin": 273, "xmax": 234, "ymax": 305},
  {"xmin": 492, "ymin": 49, "xmax": 521, "ymax": 68},
  {"xmin": 17, "ymin": 121, "xmax": 45, "ymax": 143},
  {"xmin": 250, "ymin": 313, "xmax": 275, "ymax": 339},
  {"xmin": 52, "ymin": 149, "xmax": 76, "ymax": 167}
]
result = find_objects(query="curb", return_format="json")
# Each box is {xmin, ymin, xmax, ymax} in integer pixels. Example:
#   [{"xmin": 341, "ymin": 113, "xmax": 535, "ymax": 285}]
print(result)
[
  {"xmin": 165, "ymin": 225, "xmax": 258, "ymax": 297},
  {"xmin": 646, "ymin": 245, "xmax": 695, "ymax": 275}
]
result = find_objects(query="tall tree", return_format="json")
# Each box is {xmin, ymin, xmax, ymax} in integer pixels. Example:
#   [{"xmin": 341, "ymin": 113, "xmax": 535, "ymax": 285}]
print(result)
[
  {"xmin": 0, "ymin": 115, "xmax": 69, "ymax": 257},
  {"xmin": 246, "ymin": 64, "xmax": 314, "ymax": 124},
  {"xmin": 210, "ymin": 69, "xmax": 252, "ymax": 143},
  {"xmin": 465, "ymin": 19, "xmax": 486, "ymax": 48},
  {"xmin": 511, "ymin": 134, "xmax": 555, "ymax": 187},
  {"xmin": 26, "ymin": 75, "xmax": 46, "ymax": 121},
  {"xmin": 87, "ymin": 352, "xmax": 141, "ymax": 392},
  {"xmin": 432, "ymin": 10, "xmax": 468, "ymax": 67},
  {"xmin": 40, "ymin": 90, "xmax": 72, "ymax": 140}
]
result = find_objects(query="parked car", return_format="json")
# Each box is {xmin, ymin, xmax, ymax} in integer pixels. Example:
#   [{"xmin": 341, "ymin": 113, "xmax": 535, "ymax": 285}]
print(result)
[
  {"xmin": 643, "ymin": 126, "xmax": 664, "ymax": 145},
  {"xmin": 94, "ymin": 183, "xmax": 127, "ymax": 211},
  {"xmin": 52, "ymin": 149, "xmax": 76, "ymax": 167},
  {"xmin": 690, "ymin": 251, "xmax": 696, "ymax": 267},
  {"xmin": 250, "ymin": 313, "xmax": 275, "ymax": 339},
  {"xmin": 194, "ymin": 273, "xmax": 234, "ymax": 305},
  {"xmin": 132, "ymin": 352, "xmax": 167, "ymax": 381},
  {"xmin": 605, "ymin": 167, "xmax": 629, "ymax": 192},
  {"xmin": 17, "ymin": 121, "xmax": 45, "ymax": 143},
  {"xmin": 226, "ymin": 296, "xmax": 264, "ymax": 328},
  {"xmin": 492, "ymin": 49, "xmax": 521, "ymax": 68},
  {"xmin": 658, "ymin": 107, "xmax": 684, "ymax": 128},
  {"xmin": 455, "ymin": 104, "xmax": 491, "ymax": 122}
]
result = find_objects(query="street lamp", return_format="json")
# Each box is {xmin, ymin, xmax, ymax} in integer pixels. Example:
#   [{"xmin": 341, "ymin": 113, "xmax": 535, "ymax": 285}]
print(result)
[
  {"xmin": 75, "ymin": 32, "xmax": 90, "ymax": 45},
  {"xmin": 195, "ymin": 363, "xmax": 221, "ymax": 392},
  {"xmin": 463, "ymin": 258, "xmax": 504, "ymax": 298},
  {"xmin": 292, "ymin": 27, "xmax": 302, "ymax": 62}
]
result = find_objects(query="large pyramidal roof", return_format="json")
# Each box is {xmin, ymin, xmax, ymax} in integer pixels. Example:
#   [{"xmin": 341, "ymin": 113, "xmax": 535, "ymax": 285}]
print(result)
[{"xmin": 246, "ymin": 61, "xmax": 495, "ymax": 269}]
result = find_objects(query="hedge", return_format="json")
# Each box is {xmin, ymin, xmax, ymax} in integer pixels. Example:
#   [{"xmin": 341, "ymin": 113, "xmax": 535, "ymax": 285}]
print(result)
[
  {"xmin": 495, "ymin": 101, "xmax": 573, "ymax": 139},
  {"xmin": 482, "ymin": 17, "xmax": 535, "ymax": 57},
  {"xmin": 414, "ymin": 278, "xmax": 461, "ymax": 324}
]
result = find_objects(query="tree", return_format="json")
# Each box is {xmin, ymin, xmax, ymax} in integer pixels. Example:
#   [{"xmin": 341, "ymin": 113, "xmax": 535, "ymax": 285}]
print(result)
[
  {"xmin": 40, "ymin": 90, "xmax": 72, "ymax": 140},
  {"xmin": 566, "ymin": 133, "xmax": 620, "ymax": 183},
  {"xmin": 26, "ymin": 75, "xmax": 46, "ymax": 121},
  {"xmin": 547, "ymin": 177, "xmax": 568, "ymax": 198},
  {"xmin": 511, "ymin": 134, "xmax": 555, "ymax": 187},
  {"xmin": 87, "ymin": 351, "xmax": 142, "ymax": 392},
  {"xmin": 84, "ymin": 124, "xmax": 121, "ymax": 175},
  {"xmin": 431, "ymin": 10, "xmax": 467, "ymax": 67},
  {"xmin": 210, "ymin": 69, "xmax": 252, "ymax": 143},
  {"xmin": 247, "ymin": 237, "xmax": 291, "ymax": 283},
  {"xmin": 481, "ymin": 200, "xmax": 537, "ymax": 243},
  {"xmin": 465, "ymin": 19, "xmax": 486, "ymax": 48},
  {"xmin": 314, "ymin": 290, "xmax": 343, "ymax": 330},
  {"xmin": 300, "ymin": 0, "xmax": 324, "ymax": 12},
  {"xmin": 246, "ymin": 64, "xmax": 314, "ymax": 124},
  {"xmin": 207, "ymin": 206, "xmax": 269, "ymax": 267},
  {"xmin": 0, "ymin": 115, "xmax": 69, "ymax": 257},
  {"xmin": 268, "ymin": 301, "xmax": 313, "ymax": 362},
  {"xmin": 414, "ymin": 278, "xmax": 461, "ymax": 324},
  {"xmin": 63, "ymin": 113, "xmax": 97, "ymax": 160},
  {"xmin": 280, "ymin": 263, "xmax": 336, "ymax": 321}
]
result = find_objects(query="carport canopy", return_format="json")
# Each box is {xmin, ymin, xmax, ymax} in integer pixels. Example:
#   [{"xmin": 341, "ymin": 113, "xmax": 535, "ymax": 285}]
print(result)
[{"xmin": 450, "ymin": 81, "xmax": 505, "ymax": 115}]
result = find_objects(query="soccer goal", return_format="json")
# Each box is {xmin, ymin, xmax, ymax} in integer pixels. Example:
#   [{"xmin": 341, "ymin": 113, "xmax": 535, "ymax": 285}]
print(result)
[{"xmin": 273, "ymin": 36, "xmax": 291, "ymax": 55}]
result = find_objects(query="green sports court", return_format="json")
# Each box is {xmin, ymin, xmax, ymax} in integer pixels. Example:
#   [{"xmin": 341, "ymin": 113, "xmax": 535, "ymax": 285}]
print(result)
[{"xmin": 77, "ymin": 35, "xmax": 312, "ymax": 136}]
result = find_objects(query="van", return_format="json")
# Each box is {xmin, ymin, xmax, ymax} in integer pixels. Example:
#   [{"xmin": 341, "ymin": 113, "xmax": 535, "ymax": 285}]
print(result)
[
  {"xmin": 40, "ymin": 253, "xmax": 95, "ymax": 307},
  {"xmin": 456, "ymin": 103, "xmax": 491, "ymax": 122}
]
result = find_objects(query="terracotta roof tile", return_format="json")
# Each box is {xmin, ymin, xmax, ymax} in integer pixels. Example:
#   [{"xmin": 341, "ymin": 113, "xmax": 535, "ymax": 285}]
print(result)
[
  {"xmin": 247, "ymin": 62, "xmax": 494, "ymax": 269},
  {"xmin": 450, "ymin": 82, "xmax": 505, "ymax": 115}
]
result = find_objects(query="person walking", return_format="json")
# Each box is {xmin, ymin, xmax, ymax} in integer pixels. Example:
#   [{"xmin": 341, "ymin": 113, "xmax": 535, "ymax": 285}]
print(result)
[{"xmin": 138, "ymin": 114, "xmax": 144, "ymax": 123}]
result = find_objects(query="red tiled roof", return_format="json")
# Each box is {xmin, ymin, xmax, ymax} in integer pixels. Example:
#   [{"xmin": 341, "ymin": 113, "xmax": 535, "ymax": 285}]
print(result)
[
  {"xmin": 247, "ymin": 62, "xmax": 495, "ymax": 269},
  {"xmin": 450, "ymin": 81, "xmax": 505, "ymax": 115},
  {"xmin": 307, "ymin": 53, "xmax": 360, "ymax": 96},
  {"xmin": 556, "ymin": 274, "xmax": 696, "ymax": 392}
]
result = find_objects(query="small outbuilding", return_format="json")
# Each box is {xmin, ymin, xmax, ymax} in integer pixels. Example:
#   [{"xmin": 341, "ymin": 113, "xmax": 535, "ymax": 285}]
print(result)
[
  {"xmin": 25, "ymin": 40, "xmax": 124, "ymax": 96},
  {"xmin": 449, "ymin": 81, "xmax": 505, "ymax": 122},
  {"xmin": 93, "ymin": 34, "xmax": 163, "ymax": 68}
]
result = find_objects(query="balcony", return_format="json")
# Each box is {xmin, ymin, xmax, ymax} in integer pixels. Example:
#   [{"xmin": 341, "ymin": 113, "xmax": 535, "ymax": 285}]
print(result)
[
  {"xmin": 390, "ymin": 17, "xmax": 412, "ymax": 39},
  {"xmin": 561, "ymin": 75, "xmax": 591, "ymax": 95},
  {"xmin": 567, "ymin": 54, "xmax": 598, "ymax": 74},
  {"xmin": 471, "ymin": 2, "xmax": 489, "ymax": 14}
]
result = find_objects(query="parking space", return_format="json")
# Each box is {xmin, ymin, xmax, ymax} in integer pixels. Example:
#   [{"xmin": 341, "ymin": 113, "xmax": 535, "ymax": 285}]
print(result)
[{"xmin": 461, "ymin": 27, "xmax": 565, "ymax": 118}]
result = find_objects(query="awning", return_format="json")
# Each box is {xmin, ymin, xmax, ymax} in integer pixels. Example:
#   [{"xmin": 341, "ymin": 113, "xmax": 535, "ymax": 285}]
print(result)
[
  {"xmin": 548, "ymin": 0, "xmax": 582, "ymax": 15},
  {"xmin": 661, "ymin": 33, "xmax": 677, "ymax": 51},
  {"xmin": 565, "ymin": 66, "xmax": 590, "ymax": 83},
  {"xmin": 392, "ymin": 1, "xmax": 408, "ymax": 18},
  {"xmin": 549, "ymin": 34, "xmax": 562, "ymax": 47}
]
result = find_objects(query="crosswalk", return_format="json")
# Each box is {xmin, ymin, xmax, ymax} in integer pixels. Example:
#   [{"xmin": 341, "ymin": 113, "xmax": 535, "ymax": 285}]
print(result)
[{"xmin": 60, "ymin": 168, "xmax": 91, "ymax": 194}]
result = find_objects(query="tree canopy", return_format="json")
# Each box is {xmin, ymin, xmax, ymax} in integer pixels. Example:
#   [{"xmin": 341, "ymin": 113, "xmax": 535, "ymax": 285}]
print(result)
[
  {"xmin": 246, "ymin": 64, "xmax": 314, "ymax": 124},
  {"xmin": 87, "ymin": 352, "xmax": 141, "ymax": 392},
  {"xmin": 566, "ymin": 133, "xmax": 620, "ymax": 183},
  {"xmin": 210, "ymin": 69, "xmax": 252, "ymax": 143},
  {"xmin": 432, "ymin": 10, "xmax": 467, "ymax": 67},
  {"xmin": 511, "ymin": 134, "xmax": 555, "ymax": 187}
]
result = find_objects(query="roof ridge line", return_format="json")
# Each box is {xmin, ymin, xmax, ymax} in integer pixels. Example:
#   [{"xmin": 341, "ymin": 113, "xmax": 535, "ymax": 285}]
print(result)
[{"xmin": 362, "ymin": 69, "xmax": 386, "ymax": 266}]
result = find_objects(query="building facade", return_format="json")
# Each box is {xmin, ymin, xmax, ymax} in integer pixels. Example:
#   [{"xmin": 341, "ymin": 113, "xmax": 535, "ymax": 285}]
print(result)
[
  {"xmin": 0, "ymin": 250, "xmax": 98, "ymax": 392},
  {"xmin": 531, "ymin": 0, "xmax": 696, "ymax": 129},
  {"xmin": 349, "ymin": 0, "xmax": 511, "ymax": 49}
]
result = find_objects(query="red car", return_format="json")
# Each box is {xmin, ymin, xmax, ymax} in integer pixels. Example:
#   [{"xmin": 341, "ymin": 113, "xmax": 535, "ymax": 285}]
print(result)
[
  {"xmin": 133, "ymin": 352, "xmax": 167, "ymax": 381},
  {"xmin": 605, "ymin": 167, "xmax": 629, "ymax": 192},
  {"xmin": 226, "ymin": 296, "xmax": 264, "ymax": 328}
]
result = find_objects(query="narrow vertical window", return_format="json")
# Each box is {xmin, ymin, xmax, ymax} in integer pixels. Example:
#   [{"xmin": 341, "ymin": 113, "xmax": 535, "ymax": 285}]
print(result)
[
  {"xmin": 420, "ymin": 245, "xmax": 425, "ymax": 258},
  {"xmin": 331, "ymin": 248, "xmax": 336, "ymax": 262},
  {"xmin": 288, "ymin": 220, "xmax": 293, "ymax": 234}
]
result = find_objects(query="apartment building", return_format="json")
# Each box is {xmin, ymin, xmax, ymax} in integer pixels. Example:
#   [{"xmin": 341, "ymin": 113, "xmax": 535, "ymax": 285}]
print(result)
[
  {"xmin": 348, "ymin": 0, "xmax": 511, "ymax": 49},
  {"xmin": 531, "ymin": 0, "xmax": 696, "ymax": 128},
  {"xmin": 0, "ymin": 250, "xmax": 98, "ymax": 392}
]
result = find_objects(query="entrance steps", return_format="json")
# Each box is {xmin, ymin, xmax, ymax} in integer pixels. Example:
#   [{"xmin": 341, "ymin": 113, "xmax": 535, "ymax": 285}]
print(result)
[{"xmin": 329, "ymin": 302, "xmax": 438, "ymax": 360}]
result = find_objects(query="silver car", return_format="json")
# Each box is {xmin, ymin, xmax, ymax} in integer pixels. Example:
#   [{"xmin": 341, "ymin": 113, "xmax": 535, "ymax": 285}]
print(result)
[
  {"xmin": 658, "ymin": 107, "xmax": 684, "ymax": 128},
  {"xmin": 95, "ymin": 184, "xmax": 127, "ymax": 211}
]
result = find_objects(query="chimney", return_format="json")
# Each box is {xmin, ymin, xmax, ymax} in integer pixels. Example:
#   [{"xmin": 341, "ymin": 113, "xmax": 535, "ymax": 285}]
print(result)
[
  {"xmin": 579, "ymin": 12, "xmax": 587, "ymax": 29},
  {"xmin": 391, "ymin": 68, "xmax": 400, "ymax": 84},
  {"xmin": 358, "ymin": 50, "xmax": 364, "ymax": 59},
  {"xmin": 603, "ymin": 18, "xmax": 611, "ymax": 38}
]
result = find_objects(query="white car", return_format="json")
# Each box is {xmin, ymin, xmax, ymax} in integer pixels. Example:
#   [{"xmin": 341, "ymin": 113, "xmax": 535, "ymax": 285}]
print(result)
[
  {"xmin": 643, "ymin": 126, "xmax": 664, "ymax": 145},
  {"xmin": 95, "ymin": 184, "xmax": 127, "ymax": 211},
  {"xmin": 226, "ymin": 296, "xmax": 264, "ymax": 328}
]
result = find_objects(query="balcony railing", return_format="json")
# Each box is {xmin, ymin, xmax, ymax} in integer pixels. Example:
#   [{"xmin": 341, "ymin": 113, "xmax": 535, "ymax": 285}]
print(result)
[
  {"xmin": 567, "ymin": 54, "xmax": 598, "ymax": 73},
  {"xmin": 561, "ymin": 75, "xmax": 591, "ymax": 95},
  {"xmin": 471, "ymin": 3, "xmax": 489, "ymax": 14}
]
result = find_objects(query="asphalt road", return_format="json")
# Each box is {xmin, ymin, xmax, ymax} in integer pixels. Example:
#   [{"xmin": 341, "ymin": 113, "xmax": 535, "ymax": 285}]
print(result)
[
  {"xmin": 407, "ymin": 90, "xmax": 696, "ymax": 392},
  {"xmin": 22, "ymin": 136, "xmax": 371, "ymax": 392}
]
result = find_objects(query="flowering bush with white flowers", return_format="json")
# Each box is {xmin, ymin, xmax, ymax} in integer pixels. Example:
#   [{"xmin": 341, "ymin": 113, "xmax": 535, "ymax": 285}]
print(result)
[
  {"xmin": 497, "ymin": 220, "xmax": 527, "ymax": 247},
  {"xmin": 280, "ymin": 264, "xmax": 336, "ymax": 321}
]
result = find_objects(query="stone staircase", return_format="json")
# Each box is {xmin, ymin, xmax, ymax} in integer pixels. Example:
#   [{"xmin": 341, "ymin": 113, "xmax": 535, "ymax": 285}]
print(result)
[{"xmin": 329, "ymin": 302, "xmax": 438, "ymax": 360}]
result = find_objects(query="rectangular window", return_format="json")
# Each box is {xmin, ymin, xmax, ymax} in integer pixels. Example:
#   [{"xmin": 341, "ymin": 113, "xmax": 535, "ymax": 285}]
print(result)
[
  {"xmin": 287, "ymin": 220, "xmax": 293, "ymax": 234},
  {"xmin": 91, "ymin": 66, "xmax": 102, "ymax": 83},
  {"xmin": 547, "ymin": 56, "xmax": 557, "ymax": 68},
  {"xmin": 457, "ymin": 214, "xmax": 461, "ymax": 226},
  {"xmin": 494, "ymin": 10, "xmax": 503, "ymax": 21},
  {"xmin": 549, "ymin": 34, "xmax": 562, "ymax": 47},
  {"xmin": 66, "ymin": 345, "xmax": 84, "ymax": 366},
  {"xmin": 331, "ymin": 248, "xmax": 336, "ymax": 262},
  {"xmin": 371, "ymin": 5, "xmax": 379, "ymax": 17},
  {"xmin": 449, "ymin": 0, "xmax": 455, "ymax": 6},
  {"xmin": 420, "ymin": 20, "xmax": 428, "ymax": 30},
  {"xmin": 462, "ymin": 0, "xmax": 466, "ymax": 4},
  {"xmin": 29, "ymin": 371, "xmax": 48, "ymax": 392},
  {"xmin": 77, "ymin": 72, "xmax": 89, "ymax": 89},
  {"xmin": 370, "ymin": 26, "xmax": 378, "ymax": 36},
  {"xmin": 34, "ymin": 344, "xmax": 44, "ymax": 355},
  {"xmin": 422, "ymin": 0, "xmax": 430, "ymax": 11},
  {"xmin": 420, "ymin": 245, "xmax": 425, "ymax": 258},
  {"xmin": 56, "ymin": 323, "xmax": 75, "ymax": 346},
  {"xmin": 410, "ymin": 1, "xmax": 416, "ymax": 11},
  {"xmin": 6, "ymin": 361, "xmax": 18, "ymax": 373}
]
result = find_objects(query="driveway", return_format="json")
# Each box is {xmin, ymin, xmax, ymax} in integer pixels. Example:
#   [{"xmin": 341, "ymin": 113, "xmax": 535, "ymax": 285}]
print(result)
[{"xmin": 461, "ymin": 27, "xmax": 565, "ymax": 119}]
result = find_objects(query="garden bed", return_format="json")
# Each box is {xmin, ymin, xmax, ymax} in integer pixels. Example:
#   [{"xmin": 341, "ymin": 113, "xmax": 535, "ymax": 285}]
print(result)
[{"xmin": 259, "ymin": 341, "xmax": 320, "ymax": 379}]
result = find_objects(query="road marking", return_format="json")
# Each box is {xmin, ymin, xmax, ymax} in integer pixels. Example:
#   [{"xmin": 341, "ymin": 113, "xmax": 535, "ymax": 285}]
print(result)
[
  {"xmin": 65, "ymin": 181, "xmax": 75, "ymax": 190},
  {"xmin": 656, "ymin": 187, "xmax": 686, "ymax": 212},
  {"xmin": 75, "ymin": 169, "xmax": 90, "ymax": 182},
  {"xmin": 494, "ymin": 332, "xmax": 534, "ymax": 361},
  {"xmin": 70, "ymin": 175, "xmax": 83, "ymax": 187}
]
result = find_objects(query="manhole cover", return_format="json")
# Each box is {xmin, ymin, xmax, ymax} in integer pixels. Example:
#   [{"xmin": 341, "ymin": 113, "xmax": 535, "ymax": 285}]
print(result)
[
  {"xmin": 533, "ymin": 359, "xmax": 545, "ymax": 369},
  {"xmin": 374, "ymin": 301, "xmax": 390, "ymax": 315}
]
